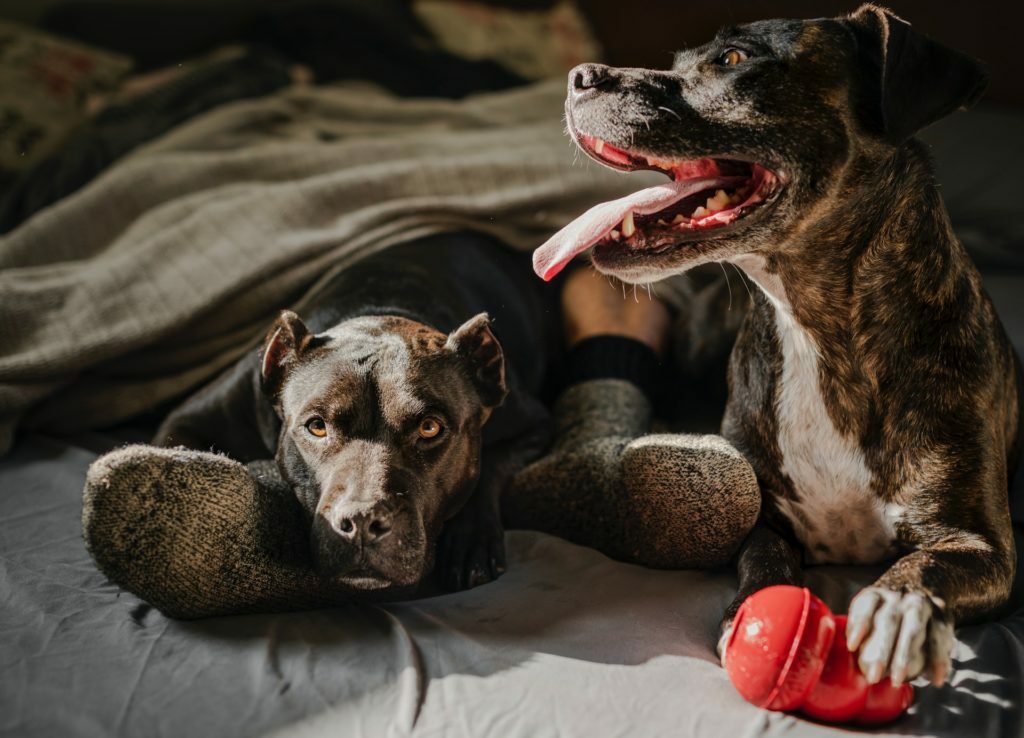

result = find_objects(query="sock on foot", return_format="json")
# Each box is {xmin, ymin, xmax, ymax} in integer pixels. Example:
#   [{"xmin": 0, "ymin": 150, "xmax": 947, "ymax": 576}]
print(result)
[
  {"xmin": 508, "ymin": 379, "xmax": 759, "ymax": 568},
  {"xmin": 83, "ymin": 445, "xmax": 366, "ymax": 618}
]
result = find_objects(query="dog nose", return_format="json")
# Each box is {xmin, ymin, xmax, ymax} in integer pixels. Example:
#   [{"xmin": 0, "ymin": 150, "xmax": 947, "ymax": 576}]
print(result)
[
  {"xmin": 570, "ymin": 63, "xmax": 614, "ymax": 99},
  {"xmin": 334, "ymin": 507, "xmax": 393, "ymax": 543}
]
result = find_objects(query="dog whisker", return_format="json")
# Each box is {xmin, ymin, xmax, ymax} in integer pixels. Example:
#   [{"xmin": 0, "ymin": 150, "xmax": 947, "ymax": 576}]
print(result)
[
  {"xmin": 729, "ymin": 261, "xmax": 755, "ymax": 304},
  {"xmin": 657, "ymin": 106, "xmax": 682, "ymax": 121},
  {"xmin": 718, "ymin": 261, "xmax": 734, "ymax": 312}
]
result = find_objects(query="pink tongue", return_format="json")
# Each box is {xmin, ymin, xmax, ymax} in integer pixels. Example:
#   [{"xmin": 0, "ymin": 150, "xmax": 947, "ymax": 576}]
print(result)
[{"xmin": 533, "ymin": 176, "xmax": 737, "ymax": 281}]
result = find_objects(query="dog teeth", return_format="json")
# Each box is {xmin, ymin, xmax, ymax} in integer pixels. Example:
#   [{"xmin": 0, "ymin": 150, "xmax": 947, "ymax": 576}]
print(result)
[
  {"xmin": 594, "ymin": 139, "xmax": 605, "ymax": 154},
  {"xmin": 609, "ymin": 229, "xmax": 620, "ymax": 240},
  {"xmin": 672, "ymin": 214, "xmax": 687, "ymax": 224},
  {"xmin": 621, "ymin": 211, "xmax": 635, "ymax": 237},
  {"xmin": 706, "ymin": 189, "xmax": 732, "ymax": 212},
  {"xmin": 692, "ymin": 205, "xmax": 709, "ymax": 218},
  {"xmin": 657, "ymin": 218, "xmax": 668, "ymax": 226}
]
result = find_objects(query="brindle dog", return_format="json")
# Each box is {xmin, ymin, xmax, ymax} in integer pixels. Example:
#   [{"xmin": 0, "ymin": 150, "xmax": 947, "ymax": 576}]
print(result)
[{"xmin": 533, "ymin": 4, "xmax": 1022, "ymax": 686}]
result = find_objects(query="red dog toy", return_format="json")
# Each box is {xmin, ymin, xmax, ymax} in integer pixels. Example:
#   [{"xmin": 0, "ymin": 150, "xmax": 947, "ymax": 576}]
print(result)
[{"xmin": 724, "ymin": 585, "xmax": 913, "ymax": 725}]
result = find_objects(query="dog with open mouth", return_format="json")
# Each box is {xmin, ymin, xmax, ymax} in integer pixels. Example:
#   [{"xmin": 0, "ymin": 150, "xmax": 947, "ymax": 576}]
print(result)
[{"xmin": 535, "ymin": 4, "xmax": 1023, "ymax": 688}]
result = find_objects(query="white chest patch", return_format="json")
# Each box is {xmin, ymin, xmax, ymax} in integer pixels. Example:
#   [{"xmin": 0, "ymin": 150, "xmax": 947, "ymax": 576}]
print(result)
[{"xmin": 731, "ymin": 255, "xmax": 901, "ymax": 565}]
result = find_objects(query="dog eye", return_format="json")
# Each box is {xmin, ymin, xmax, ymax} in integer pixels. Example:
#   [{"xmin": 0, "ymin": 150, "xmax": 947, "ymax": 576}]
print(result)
[
  {"xmin": 305, "ymin": 417, "xmax": 328, "ymax": 438},
  {"xmin": 718, "ymin": 48, "xmax": 748, "ymax": 66},
  {"xmin": 417, "ymin": 417, "xmax": 443, "ymax": 440}
]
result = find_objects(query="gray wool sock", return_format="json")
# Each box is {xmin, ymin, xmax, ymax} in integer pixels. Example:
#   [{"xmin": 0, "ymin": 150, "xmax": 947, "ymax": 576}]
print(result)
[
  {"xmin": 507, "ymin": 379, "xmax": 760, "ymax": 568},
  {"xmin": 83, "ymin": 445, "xmax": 377, "ymax": 619}
]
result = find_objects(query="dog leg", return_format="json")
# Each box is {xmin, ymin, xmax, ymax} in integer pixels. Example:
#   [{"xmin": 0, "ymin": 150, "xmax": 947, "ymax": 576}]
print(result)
[
  {"xmin": 154, "ymin": 353, "xmax": 277, "ymax": 461},
  {"xmin": 437, "ymin": 418, "xmax": 550, "ymax": 591},
  {"xmin": 436, "ymin": 485, "xmax": 506, "ymax": 592},
  {"xmin": 846, "ymin": 534, "xmax": 1014, "ymax": 685},
  {"xmin": 718, "ymin": 521, "xmax": 804, "ymax": 662}
]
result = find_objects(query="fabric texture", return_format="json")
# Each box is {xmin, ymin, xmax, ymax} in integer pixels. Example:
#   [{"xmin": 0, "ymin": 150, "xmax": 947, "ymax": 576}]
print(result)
[
  {"xmin": 0, "ymin": 78, "xmax": 657, "ymax": 456},
  {"xmin": 3, "ymin": 432, "xmax": 1023, "ymax": 738},
  {"xmin": 564, "ymin": 334, "xmax": 666, "ymax": 401},
  {"xmin": 83, "ymin": 445, "xmax": 369, "ymax": 619},
  {"xmin": 3, "ymin": 65, "xmax": 1024, "ymax": 738},
  {"xmin": 82, "ymin": 374, "xmax": 757, "ymax": 617},
  {"xmin": 0, "ymin": 20, "xmax": 132, "ymax": 171},
  {"xmin": 0, "ymin": 46, "xmax": 296, "ymax": 235},
  {"xmin": 508, "ymin": 379, "xmax": 760, "ymax": 567}
]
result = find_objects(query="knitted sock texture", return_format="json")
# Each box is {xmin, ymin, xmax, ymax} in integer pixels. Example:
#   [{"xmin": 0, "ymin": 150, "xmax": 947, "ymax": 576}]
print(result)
[
  {"xmin": 508, "ymin": 379, "xmax": 760, "ymax": 568},
  {"xmin": 83, "ymin": 445, "xmax": 363, "ymax": 618}
]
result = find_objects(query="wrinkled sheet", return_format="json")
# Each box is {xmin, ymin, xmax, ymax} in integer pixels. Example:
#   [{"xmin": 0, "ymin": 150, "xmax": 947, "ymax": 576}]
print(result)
[
  {"xmin": 0, "ymin": 78, "xmax": 650, "ymax": 456},
  {"xmin": 4, "ymin": 100, "xmax": 1024, "ymax": 738},
  {"xmin": 1, "ymin": 428, "xmax": 1023, "ymax": 738}
]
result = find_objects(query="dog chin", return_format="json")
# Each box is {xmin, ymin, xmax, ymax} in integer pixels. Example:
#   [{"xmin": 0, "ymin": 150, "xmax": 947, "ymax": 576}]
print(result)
[
  {"xmin": 590, "ymin": 235, "xmax": 746, "ymax": 284},
  {"xmin": 329, "ymin": 560, "xmax": 426, "ymax": 590},
  {"xmin": 591, "ymin": 241, "xmax": 693, "ymax": 282},
  {"xmin": 334, "ymin": 571, "xmax": 395, "ymax": 590},
  {"xmin": 313, "ymin": 547, "xmax": 429, "ymax": 590}
]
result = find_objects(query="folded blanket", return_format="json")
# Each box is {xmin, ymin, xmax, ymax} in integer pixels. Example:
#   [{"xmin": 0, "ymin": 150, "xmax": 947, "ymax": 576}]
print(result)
[{"xmin": 0, "ymin": 79, "xmax": 654, "ymax": 455}]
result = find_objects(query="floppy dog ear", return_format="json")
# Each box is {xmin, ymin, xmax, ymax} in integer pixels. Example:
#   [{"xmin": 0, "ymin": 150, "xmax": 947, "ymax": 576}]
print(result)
[
  {"xmin": 847, "ymin": 4, "xmax": 987, "ymax": 142},
  {"xmin": 445, "ymin": 313, "xmax": 508, "ymax": 409},
  {"xmin": 260, "ymin": 310, "xmax": 312, "ymax": 400}
]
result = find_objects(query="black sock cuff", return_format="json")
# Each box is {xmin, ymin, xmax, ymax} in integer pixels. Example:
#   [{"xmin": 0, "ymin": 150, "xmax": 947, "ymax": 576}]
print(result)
[{"xmin": 564, "ymin": 335, "xmax": 664, "ymax": 401}]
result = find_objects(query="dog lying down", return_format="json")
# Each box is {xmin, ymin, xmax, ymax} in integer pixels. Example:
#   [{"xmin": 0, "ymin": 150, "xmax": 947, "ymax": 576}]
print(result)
[
  {"xmin": 83, "ymin": 222, "xmax": 763, "ymax": 619},
  {"xmin": 150, "ymin": 232, "xmax": 554, "ymax": 594},
  {"xmin": 536, "ymin": 3, "xmax": 1023, "ymax": 688}
]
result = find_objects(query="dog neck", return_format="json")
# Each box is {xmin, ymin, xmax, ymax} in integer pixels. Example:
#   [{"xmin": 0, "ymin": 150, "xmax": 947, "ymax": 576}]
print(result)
[
  {"xmin": 728, "ymin": 140, "xmax": 969, "ymax": 434},
  {"xmin": 731, "ymin": 140, "xmax": 961, "ymax": 321}
]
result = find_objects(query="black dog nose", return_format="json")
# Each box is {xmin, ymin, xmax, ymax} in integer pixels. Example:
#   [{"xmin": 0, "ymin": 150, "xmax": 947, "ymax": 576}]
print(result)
[
  {"xmin": 570, "ymin": 63, "xmax": 614, "ymax": 99},
  {"xmin": 335, "ymin": 508, "xmax": 393, "ymax": 543}
]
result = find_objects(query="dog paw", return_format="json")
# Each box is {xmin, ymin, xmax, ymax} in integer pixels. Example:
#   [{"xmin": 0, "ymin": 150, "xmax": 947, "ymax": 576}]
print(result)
[
  {"xmin": 846, "ymin": 586, "xmax": 954, "ymax": 686},
  {"xmin": 436, "ymin": 507, "xmax": 506, "ymax": 592},
  {"xmin": 717, "ymin": 624, "xmax": 733, "ymax": 667}
]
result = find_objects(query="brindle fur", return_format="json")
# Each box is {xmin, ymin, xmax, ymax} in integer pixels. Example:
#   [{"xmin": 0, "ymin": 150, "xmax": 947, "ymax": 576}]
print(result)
[{"xmin": 562, "ymin": 4, "xmax": 1022, "ymax": 682}]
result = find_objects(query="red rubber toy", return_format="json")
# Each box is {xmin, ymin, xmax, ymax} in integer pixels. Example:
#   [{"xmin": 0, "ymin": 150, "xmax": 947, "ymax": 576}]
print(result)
[{"xmin": 724, "ymin": 585, "xmax": 914, "ymax": 725}]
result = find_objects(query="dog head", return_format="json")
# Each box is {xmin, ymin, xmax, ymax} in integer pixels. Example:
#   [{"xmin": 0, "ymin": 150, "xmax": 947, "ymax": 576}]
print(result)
[
  {"xmin": 259, "ymin": 310, "xmax": 506, "ymax": 590},
  {"xmin": 533, "ymin": 4, "xmax": 987, "ymax": 283}
]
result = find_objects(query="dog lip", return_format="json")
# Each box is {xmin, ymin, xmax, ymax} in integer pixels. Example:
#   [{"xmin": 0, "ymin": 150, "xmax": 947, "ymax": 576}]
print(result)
[
  {"xmin": 570, "ymin": 125, "xmax": 786, "ymax": 233},
  {"xmin": 335, "ymin": 566, "xmax": 394, "ymax": 589},
  {"xmin": 591, "ymin": 182, "xmax": 784, "ymax": 268},
  {"xmin": 531, "ymin": 119, "xmax": 786, "ymax": 281},
  {"xmin": 575, "ymin": 132, "xmax": 662, "ymax": 175},
  {"xmin": 572, "ymin": 127, "xmax": 783, "ymax": 184}
]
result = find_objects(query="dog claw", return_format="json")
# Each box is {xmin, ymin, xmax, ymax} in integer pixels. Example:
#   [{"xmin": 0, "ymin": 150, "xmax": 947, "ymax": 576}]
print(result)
[
  {"xmin": 848, "ymin": 585, "xmax": 953, "ymax": 686},
  {"xmin": 717, "ymin": 624, "xmax": 733, "ymax": 666},
  {"xmin": 863, "ymin": 660, "xmax": 886, "ymax": 685}
]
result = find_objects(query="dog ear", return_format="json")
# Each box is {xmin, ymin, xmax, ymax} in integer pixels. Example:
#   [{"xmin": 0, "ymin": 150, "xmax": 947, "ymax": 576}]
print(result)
[
  {"xmin": 847, "ymin": 4, "xmax": 987, "ymax": 142},
  {"xmin": 260, "ymin": 310, "xmax": 312, "ymax": 400},
  {"xmin": 445, "ymin": 313, "xmax": 508, "ymax": 409}
]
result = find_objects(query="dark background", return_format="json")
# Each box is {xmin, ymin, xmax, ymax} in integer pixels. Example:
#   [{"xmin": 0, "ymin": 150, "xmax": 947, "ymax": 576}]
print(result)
[
  {"xmin": 581, "ymin": 0, "xmax": 1023, "ymax": 108},
  {"xmin": 2, "ymin": 1, "xmax": 1021, "ymax": 107}
]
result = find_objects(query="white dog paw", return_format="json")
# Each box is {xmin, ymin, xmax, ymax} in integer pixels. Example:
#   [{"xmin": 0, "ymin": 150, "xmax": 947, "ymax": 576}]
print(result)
[
  {"xmin": 717, "ymin": 625, "xmax": 733, "ymax": 667},
  {"xmin": 846, "ymin": 586, "xmax": 954, "ymax": 686}
]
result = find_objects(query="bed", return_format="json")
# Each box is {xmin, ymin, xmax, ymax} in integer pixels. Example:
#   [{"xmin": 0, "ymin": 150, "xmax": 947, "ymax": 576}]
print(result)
[{"xmin": 3, "ymin": 5, "xmax": 1024, "ymax": 737}]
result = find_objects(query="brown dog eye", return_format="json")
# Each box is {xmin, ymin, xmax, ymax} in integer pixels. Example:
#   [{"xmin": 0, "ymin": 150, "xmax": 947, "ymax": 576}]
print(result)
[
  {"xmin": 306, "ymin": 417, "xmax": 328, "ymax": 438},
  {"xmin": 719, "ymin": 49, "xmax": 748, "ymax": 66},
  {"xmin": 418, "ymin": 417, "xmax": 443, "ymax": 440}
]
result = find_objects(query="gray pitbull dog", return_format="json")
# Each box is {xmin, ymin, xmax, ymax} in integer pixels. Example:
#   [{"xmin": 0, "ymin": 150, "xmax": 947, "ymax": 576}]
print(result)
[
  {"xmin": 534, "ymin": 5, "xmax": 1022, "ymax": 686},
  {"xmin": 156, "ymin": 232, "xmax": 552, "ymax": 593}
]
